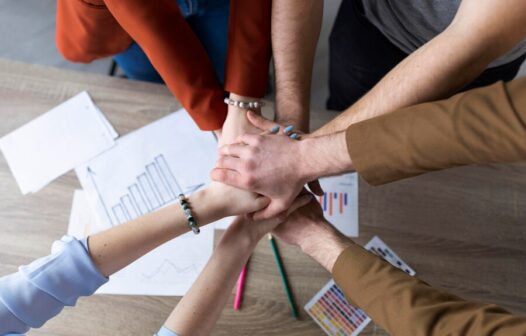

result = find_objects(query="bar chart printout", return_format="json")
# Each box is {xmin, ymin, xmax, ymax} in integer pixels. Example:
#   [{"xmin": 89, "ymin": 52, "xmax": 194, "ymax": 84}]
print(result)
[
  {"xmin": 93, "ymin": 154, "xmax": 184, "ymax": 226},
  {"xmin": 305, "ymin": 236, "xmax": 416, "ymax": 336},
  {"xmin": 76, "ymin": 110, "xmax": 217, "ymax": 228},
  {"xmin": 74, "ymin": 109, "xmax": 217, "ymax": 295},
  {"xmin": 317, "ymin": 173, "xmax": 358, "ymax": 237}
]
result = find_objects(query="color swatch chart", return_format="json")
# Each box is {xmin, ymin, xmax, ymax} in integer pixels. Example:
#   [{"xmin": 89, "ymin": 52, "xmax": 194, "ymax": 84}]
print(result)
[
  {"xmin": 305, "ymin": 236, "xmax": 416, "ymax": 336},
  {"xmin": 305, "ymin": 280, "xmax": 369, "ymax": 336},
  {"xmin": 317, "ymin": 173, "xmax": 359, "ymax": 237}
]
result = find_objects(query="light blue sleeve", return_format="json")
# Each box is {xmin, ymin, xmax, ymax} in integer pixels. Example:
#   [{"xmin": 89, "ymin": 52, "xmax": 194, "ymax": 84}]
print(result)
[
  {"xmin": 155, "ymin": 326, "xmax": 179, "ymax": 336},
  {"xmin": 0, "ymin": 236, "xmax": 108, "ymax": 335}
]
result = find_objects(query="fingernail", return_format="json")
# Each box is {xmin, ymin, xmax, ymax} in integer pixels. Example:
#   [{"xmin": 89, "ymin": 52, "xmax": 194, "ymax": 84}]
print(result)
[
  {"xmin": 283, "ymin": 125, "xmax": 294, "ymax": 134},
  {"xmin": 270, "ymin": 125, "xmax": 280, "ymax": 134},
  {"xmin": 289, "ymin": 133, "xmax": 299, "ymax": 140}
]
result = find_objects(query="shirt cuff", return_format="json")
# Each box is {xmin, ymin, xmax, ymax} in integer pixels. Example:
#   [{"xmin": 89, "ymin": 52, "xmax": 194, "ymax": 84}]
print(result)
[
  {"xmin": 155, "ymin": 326, "xmax": 179, "ymax": 336},
  {"xmin": 0, "ymin": 236, "xmax": 108, "ymax": 328}
]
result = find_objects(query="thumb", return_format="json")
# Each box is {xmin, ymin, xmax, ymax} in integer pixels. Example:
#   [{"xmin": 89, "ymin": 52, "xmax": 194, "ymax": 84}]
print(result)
[
  {"xmin": 287, "ymin": 193, "xmax": 314, "ymax": 216},
  {"xmin": 247, "ymin": 110, "xmax": 277, "ymax": 132}
]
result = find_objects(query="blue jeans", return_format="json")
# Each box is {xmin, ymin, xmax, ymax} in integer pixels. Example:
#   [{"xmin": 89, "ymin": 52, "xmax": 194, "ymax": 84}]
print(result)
[{"xmin": 114, "ymin": 0, "xmax": 229, "ymax": 84}]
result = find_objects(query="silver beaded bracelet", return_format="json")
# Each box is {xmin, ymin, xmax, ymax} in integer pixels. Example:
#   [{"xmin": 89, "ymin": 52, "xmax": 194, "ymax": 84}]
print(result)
[
  {"xmin": 178, "ymin": 194, "xmax": 200, "ymax": 234},
  {"xmin": 224, "ymin": 97, "xmax": 265, "ymax": 110}
]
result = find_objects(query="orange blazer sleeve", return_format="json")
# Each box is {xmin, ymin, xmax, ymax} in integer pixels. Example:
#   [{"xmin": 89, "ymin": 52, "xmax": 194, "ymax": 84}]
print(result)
[
  {"xmin": 224, "ymin": 0, "xmax": 272, "ymax": 98},
  {"xmin": 55, "ymin": 0, "xmax": 132, "ymax": 63},
  {"xmin": 101, "ymin": 0, "xmax": 227, "ymax": 130}
]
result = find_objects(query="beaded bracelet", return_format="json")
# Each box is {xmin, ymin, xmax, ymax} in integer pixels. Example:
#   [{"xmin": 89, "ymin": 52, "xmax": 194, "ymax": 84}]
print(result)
[
  {"xmin": 178, "ymin": 194, "xmax": 200, "ymax": 234},
  {"xmin": 224, "ymin": 97, "xmax": 265, "ymax": 110}
]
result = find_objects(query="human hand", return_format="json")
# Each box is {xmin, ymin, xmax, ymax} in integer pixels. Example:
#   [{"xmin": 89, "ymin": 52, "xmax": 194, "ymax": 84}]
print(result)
[
  {"xmin": 227, "ymin": 191, "xmax": 314, "ymax": 245},
  {"xmin": 211, "ymin": 113, "xmax": 322, "ymax": 220},
  {"xmin": 272, "ymin": 199, "xmax": 353, "ymax": 271},
  {"xmin": 245, "ymin": 112, "xmax": 324, "ymax": 195},
  {"xmin": 211, "ymin": 132, "xmax": 307, "ymax": 220},
  {"xmin": 205, "ymin": 182, "xmax": 269, "ymax": 220},
  {"xmin": 271, "ymin": 197, "xmax": 326, "ymax": 247}
]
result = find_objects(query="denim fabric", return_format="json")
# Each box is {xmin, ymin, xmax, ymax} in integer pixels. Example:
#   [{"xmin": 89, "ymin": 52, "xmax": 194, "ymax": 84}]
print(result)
[{"xmin": 114, "ymin": 0, "xmax": 229, "ymax": 84}]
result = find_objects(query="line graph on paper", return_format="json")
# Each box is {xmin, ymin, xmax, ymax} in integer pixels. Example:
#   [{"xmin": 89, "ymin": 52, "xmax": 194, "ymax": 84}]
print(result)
[
  {"xmin": 141, "ymin": 259, "xmax": 199, "ymax": 281},
  {"xmin": 86, "ymin": 154, "xmax": 203, "ymax": 227}
]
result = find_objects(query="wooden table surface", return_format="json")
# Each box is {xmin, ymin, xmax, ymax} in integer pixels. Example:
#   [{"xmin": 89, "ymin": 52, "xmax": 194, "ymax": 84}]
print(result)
[{"xmin": 0, "ymin": 59, "xmax": 525, "ymax": 336}]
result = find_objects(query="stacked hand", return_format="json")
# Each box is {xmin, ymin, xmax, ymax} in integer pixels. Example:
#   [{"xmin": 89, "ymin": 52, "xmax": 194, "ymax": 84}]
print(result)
[
  {"xmin": 272, "ymin": 198, "xmax": 353, "ymax": 271},
  {"xmin": 212, "ymin": 111, "xmax": 323, "ymax": 219},
  {"xmin": 210, "ymin": 99, "xmax": 313, "ymax": 229},
  {"xmin": 217, "ymin": 95, "xmax": 263, "ymax": 146}
]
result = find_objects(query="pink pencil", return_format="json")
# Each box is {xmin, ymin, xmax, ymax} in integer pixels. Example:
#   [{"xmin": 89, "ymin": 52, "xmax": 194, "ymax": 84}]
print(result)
[{"xmin": 234, "ymin": 259, "xmax": 249, "ymax": 310}]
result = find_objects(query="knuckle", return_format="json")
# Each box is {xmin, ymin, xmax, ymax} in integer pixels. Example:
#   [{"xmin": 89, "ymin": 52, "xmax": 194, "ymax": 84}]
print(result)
[
  {"xmin": 244, "ymin": 175, "xmax": 256, "ymax": 188},
  {"xmin": 253, "ymin": 135, "xmax": 263, "ymax": 146},
  {"xmin": 217, "ymin": 157, "xmax": 226, "ymax": 167},
  {"xmin": 244, "ymin": 159, "xmax": 256, "ymax": 171},
  {"xmin": 246, "ymin": 146, "xmax": 257, "ymax": 156}
]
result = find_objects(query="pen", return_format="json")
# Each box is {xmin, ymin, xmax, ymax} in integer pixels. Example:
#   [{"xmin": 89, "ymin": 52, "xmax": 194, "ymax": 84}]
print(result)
[
  {"xmin": 268, "ymin": 234, "xmax": 299, "ymax": 319},
  {"xmin": 234, "ymin": 258, "xmax": 249, "ymax": 310}
]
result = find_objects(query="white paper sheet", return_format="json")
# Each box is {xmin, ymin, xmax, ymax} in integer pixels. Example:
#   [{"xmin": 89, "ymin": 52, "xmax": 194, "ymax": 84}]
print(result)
[
  {"xmin": 75, "ymin": 109, "xmax": 217, "ymax": 228},
  {"xmin": 67, "ymin": 189, "xmax": 215, "ymax": 296},
  {"xmin": 67, "ymin": 189, "xmax": 102, "ymax": 239},
  {"xmin": 0, "ymin": 92, "xmax": 116, "ymax": 194},
  {"xmin": 98, "ymin": 226, "xmax": 214, "ymax": 296},
  {"xmin": 74, "ymin": 109, "xmax": 218, "ymax": 295},
  {"xmin": 316, "ymin": 173, "xmax": 359, "ymax": 237}
]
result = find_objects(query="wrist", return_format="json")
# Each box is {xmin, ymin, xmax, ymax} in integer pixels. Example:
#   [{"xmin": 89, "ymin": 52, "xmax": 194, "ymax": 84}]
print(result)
[
  {"xmin": 275, "ymin": 116, "xmax": 309, "ymax": 133},
  {"xmin": 300, "ymin": 132, "xmax": 354, "ymax": 181},
  {"xmin": 187, "ymin": 189, "xmax": 223, "ymax": 226},
  {"xmin": 219, "ymin": 218, "xmax": 259, "ymax": 252},
  {"xmin": 275, "ymin": 106, "xmax": 309, "ymax": 133},
  {"xmin": 226, "ymin": 104, "xmax": 261, "ymax": 120},
  {"xmin": 299, "ymin": 218, "xmax": 354, "ymax": 272}
]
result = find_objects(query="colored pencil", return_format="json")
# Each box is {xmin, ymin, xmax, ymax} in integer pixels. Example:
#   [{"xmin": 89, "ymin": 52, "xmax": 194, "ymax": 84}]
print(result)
[
  {"xmin": 234, "ymin": 258, "xmax": 249, "ymax": 310},
  {"xmin": 268, "ymin": 234, "xmax": 299, "ymax": 319}
]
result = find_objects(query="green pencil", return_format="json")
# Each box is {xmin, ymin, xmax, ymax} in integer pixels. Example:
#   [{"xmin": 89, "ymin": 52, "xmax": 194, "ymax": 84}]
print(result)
[{"xmin": 268, "ymin": 233, "xmax": 299, "ymax": 319}]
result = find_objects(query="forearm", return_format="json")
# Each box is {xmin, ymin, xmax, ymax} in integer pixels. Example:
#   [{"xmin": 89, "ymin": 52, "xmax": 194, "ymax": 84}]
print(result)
[
  {"xmin": 224, "ymin": 0, "xmax": 272, "ymax": 99},
  {"xmin": 345, "ymin": 78, "xmax": 526, "ymax": 186},
  {"xmin": 88, "ymin": 189, "xmax": 223, "ymax": 277},
  {"xmin": 297, "ymin": 217, "xmax": 353, "ymax": 272},
  {"xmin": 314, "ymin": 28, "xmax": 497, "ymax": 136},
  {"xmin": 332, "ymin": 243, "xmax": 526, "ymax": 336},
  {"xmin": 163, "ymin": 221, "xmax": 256, "ymax": 336},
  {"xmin": 103, "ymin": 0, "xmax": 226, "ymax": 130},
  {"xmin": 298, "ymin": 131, "xmax": 354, "ymax": 183},
  {"xmin": 272, "ymin": 0, "xmax": 322, "ymax": 131},
  {"xmin": 297, "ymin": 218, "xmax": 526, "ymax": 336}
]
